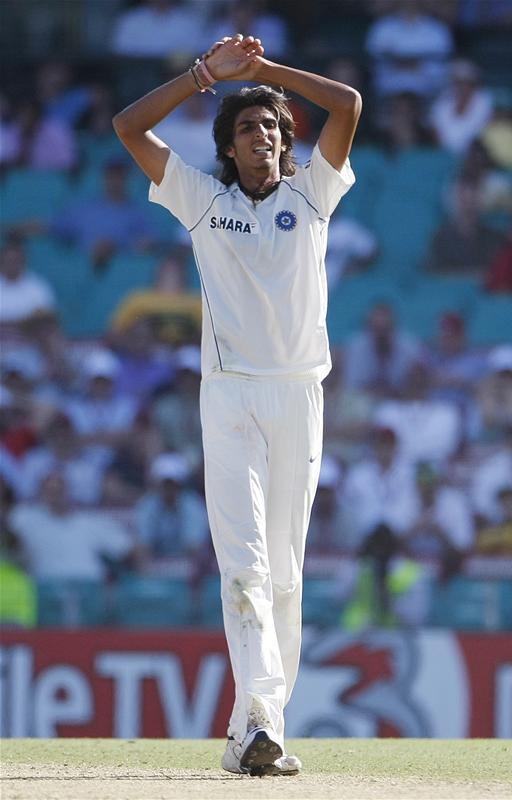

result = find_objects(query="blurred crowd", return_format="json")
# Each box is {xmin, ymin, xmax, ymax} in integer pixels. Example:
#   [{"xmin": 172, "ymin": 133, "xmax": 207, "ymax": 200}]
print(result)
[{"xmin": 1, "ymin": 0, "xmax": 511, "ymax": 630}]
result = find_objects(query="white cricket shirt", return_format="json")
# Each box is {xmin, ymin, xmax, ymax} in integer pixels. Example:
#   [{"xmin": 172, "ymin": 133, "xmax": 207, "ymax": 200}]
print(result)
[{"xmin": 149, "ymin": 143, "xmax": 355, "ymax": 379}]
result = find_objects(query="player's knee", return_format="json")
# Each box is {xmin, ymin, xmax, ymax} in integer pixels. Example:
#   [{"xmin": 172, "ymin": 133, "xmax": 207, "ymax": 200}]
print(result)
[
  {"xmin": 222, "ymin": 567, "xmax": 270, "ymax": 614},
  {"xmin": 272, "ymin": 578, "xmax": 301, "ymax": 603},
  {"xmin": 271, "ymin": 558, "xmax": 301, "ymax": 601}
]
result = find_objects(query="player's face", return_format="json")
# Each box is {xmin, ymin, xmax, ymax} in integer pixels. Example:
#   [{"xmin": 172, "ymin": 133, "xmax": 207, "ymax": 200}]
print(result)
[{"xmin": 226, "ymin": 106, "xmax": 282, "ymax": 174}]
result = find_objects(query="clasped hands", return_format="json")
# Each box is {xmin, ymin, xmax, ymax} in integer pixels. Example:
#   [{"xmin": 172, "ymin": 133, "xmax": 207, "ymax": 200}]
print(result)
[{"xmin": 201, "ymin": 34, "xmax": 266, "ymax": 83}]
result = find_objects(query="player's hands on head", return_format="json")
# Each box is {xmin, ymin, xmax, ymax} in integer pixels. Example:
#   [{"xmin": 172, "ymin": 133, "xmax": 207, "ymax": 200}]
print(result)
[{"xmin": 204, "ymin": 34, "xmax": 265, "ymax": 82}]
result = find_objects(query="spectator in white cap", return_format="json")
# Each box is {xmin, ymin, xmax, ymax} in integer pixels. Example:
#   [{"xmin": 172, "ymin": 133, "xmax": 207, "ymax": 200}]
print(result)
[
  {"xmin": 475, "ymin": 345, "xmax": 512, "ymax": 442},
  {"xmin": 62, "ymin": 348, "xmax": 138, "ymax": 463},
  {"xmin": 307, "ymin": 455, "xmax": 345, "ymax": 553},
  {"xmin": 429, "ymin": 59, "xmax": 494, "ymax": 155},
  {"xmin": 134, "ymin": 451, "xmax": 209, "ymax": 564},
  {"xmin": 151, "ymin": 345, "xmax": 203, "ymax": 470}
]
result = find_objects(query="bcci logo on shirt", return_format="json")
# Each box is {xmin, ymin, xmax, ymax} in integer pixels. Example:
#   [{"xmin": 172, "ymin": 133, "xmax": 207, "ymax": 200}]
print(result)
[{"xmin": 275, "ymin": 210, "xmax": 297, "ymax": 232}]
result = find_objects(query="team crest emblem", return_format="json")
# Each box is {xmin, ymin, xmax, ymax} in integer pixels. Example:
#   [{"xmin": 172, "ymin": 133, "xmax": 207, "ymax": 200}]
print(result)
[{"xmin": 275, "ymin": 210, "xmax": 297, "ymax": 231}]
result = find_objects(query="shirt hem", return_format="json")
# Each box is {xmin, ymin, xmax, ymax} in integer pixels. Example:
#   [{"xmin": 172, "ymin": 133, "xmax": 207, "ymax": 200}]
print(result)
[{"xmin": 202, "ymin": 363, "xmax": 330, "ymax": 383}]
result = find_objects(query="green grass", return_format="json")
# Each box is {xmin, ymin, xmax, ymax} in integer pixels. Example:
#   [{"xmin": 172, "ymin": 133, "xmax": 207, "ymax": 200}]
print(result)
[{"xmin": 1, "ymin": 739, "xmax": 511, "ymax": 782}]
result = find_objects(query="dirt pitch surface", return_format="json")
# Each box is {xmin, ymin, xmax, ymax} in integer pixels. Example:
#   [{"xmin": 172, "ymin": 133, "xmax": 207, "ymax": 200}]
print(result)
[{"xmin": 2, "ymin": 738, "xmax": 511, "ymax": 800}]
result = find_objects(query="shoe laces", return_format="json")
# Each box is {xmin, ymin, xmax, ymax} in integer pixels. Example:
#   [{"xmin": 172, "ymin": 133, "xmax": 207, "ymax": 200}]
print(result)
[{"xmin": 247, "ymin": 704, "xmax": 272, "ymax": 731}]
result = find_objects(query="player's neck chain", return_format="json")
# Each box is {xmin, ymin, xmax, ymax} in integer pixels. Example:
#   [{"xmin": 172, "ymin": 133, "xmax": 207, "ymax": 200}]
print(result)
[{"xmin": 238, "ymin": 180, "xmax": 281, "ymax": 204}]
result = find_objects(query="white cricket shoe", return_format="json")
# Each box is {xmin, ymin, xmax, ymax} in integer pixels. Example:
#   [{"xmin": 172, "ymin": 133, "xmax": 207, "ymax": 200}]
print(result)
[
  {"xmin": 221, "ymin": 737, "xmax": 248, "ymax": 774},
  {"xmin": 221, "ymin": 734, "xmax": 301, "ymax": 776},
  {"xmin": 240, "ymin": 726, "xmax": 282, "ymax": 775},
  {"xmin": 274, "ymin": 754, "xmax": 302, "ymax": 774}
]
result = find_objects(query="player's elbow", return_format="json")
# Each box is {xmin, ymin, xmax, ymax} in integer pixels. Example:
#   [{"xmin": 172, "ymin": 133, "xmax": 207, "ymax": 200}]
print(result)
[
  {"xmin": 112, "ymin": 109, "xmax": 143, "ymax": 143},
  {"xmin": 330, "ymin": 88, "xmax": 362, "ymax": 128},
  {"xmin": 339, "ymin": 88, "xmax": 362, "ymax": 117},
  {"xmin": 112, "ymin": 110, "xmax": 129, "ymax": 139},
  {"xmin": 352, "ymin": 89, "xmax": 363, "ymax": 116}
]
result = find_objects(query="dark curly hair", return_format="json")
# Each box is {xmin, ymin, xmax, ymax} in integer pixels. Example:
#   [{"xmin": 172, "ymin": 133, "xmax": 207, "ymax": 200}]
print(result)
[{"xmin": 213, "ymin": 85, "xmax": 296, "ymax": 186}]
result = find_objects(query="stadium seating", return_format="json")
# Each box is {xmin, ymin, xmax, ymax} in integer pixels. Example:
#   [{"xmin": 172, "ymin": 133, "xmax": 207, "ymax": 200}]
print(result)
[
  {"xmin": 112, "ymin": 575, "xmax": 193, "ymax": 628},
  {"xmin": 467, "ymin": 295, "xmax": 512, "ymax": 345},
  {"xmin": 399, "ymin": 276, "xmax": 481, "ymax": 341},
  {"xmin": 339, "ymin": 146, "xmax": 388, "ymax": 224},
  {"xmin": 78, "ymin": 131, "xmax": 126, "ymax": 170},
  {"xmin": 0, "ymin": 168, "xmax": 71, "ymax": 224},
  {"xmin": 302, "ymin": 578, "xmax": 341, "ymax": 627},
  {"xmin": 27, "ymin": 247, "xmax": 162, "ymax": 338},
  {"xmin": 371, "ymin": 196, "xmax": 442, "ymax": 277},
  {"xmin": 428, "ymin": 577, "xmax": 510, "ymax": 631},
  {"xmin": 327, "ymin": 272, "xmax": 407, "ymax": 342},
  {"xmin": 26, "ymin": 238, "xmax": 94, "ymax": 336},
  {"xmin": 37, "ymin": 579, "xmax": 109, "ymax": 627},
  {"xmin": 80, "ymin": 251, "xmax": 160, "ymax": 336},
  {"xmin": 197, "ymin": 575, "xmax": 223, "ymax": 628}
]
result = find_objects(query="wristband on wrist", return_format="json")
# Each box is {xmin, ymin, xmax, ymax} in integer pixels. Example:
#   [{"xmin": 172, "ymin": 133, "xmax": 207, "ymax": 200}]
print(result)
[
  {"xmin": 190, "ymin": 58, "xmax": 217, "ymax": 95},
  {"xmin": 197, "ymin": 58, "xmax": 216, "ymax": 84},
  {"xmin": 190, "ymin": 65, "xmax": 204, "ymax": 92}
]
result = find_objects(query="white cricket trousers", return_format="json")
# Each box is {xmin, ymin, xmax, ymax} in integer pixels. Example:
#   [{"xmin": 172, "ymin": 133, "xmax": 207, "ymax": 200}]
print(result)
[{"xmin": 200, "ymin": 372, "xmax": 323, "ymax": 747}]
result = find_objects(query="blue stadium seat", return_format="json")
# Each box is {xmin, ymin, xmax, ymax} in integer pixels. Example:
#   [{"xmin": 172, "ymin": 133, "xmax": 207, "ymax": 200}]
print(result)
[
  {"xmin": 327, "ymin": 273, "xmax": 406, "ymax": 343},
  {"xmin": 0, "ymin": 168, "xmax": 71, "ymax": 223},
  {"xmin": 371, "ymin": 196, "xmax": 442, "ymax": 276},
  {"xmin": 197, "ymin": 575, "xmax": 223, "ymax": 628},
  {"xmin": 78, "ymin": 132, "xmax": 126, "ymax": 169},
  {"xmin": 366, "ymin": 149, "xmax": 457, "ymax": 277},
  {"xmin": 302, "ymin": 578, "xmax": 340, "ymax": 627},
  {"xmin": 113, "ymin": 575, "xmax": 192, "ymax": 628},
  {"xmin": 399, "ymin": 276, "xmax": 481, "ymax": 340},
  {"xmin": 338, "ymin": 146, "xmax": 387, "ymax": 224},
  {"xmin": 72, "ymin": 159, "xmax": 153, "ymax": 203},
  {"xmin": 26, "ymin": 238, "xmax": 95, "ymax": 337},
  {"xmin": 37, "ymin": 579, "xmax": 109, "ymax": 627},
  {"xmin": 390, "ymin": 148, "xmax": 457, "ymax": 205},
  {"xmin": 81, "ymin": 251, "xmax": 160, "ymax": 336},
  {"xmin": 499, "ymin": 580, "xmax": 512, "ymax": 626},
  {"xmin": 467, "ymin": 296, "xmax": 512, "ymax": 345},
  {"xmin": 25, "ymin": 243, "xmax": 170, "ymax": 338},
  {"xmin": 428, "ymin": 577, "xmax": 507, "ymax": 631}
]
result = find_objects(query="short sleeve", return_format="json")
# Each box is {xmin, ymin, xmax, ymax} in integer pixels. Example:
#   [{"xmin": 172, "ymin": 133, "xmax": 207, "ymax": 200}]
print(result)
[
  {"xmin": 149, "ymin": 150, "xmax": 224, "ymax": 231},
  {"xmin": 293, "ymin": 143, "xmax": 356, "ymax": 219}
]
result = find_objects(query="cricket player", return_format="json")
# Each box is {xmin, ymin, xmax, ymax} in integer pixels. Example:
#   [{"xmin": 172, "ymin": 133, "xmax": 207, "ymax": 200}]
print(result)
[{"xmin": 113, "ymin": 34, "xmax": 361, "ymax": 776}]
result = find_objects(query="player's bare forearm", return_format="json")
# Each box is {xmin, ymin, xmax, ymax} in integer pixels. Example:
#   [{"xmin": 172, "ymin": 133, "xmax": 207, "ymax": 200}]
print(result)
[{"xmin": 254, "ymin": 59, "xmax": 362, "ymax": 169}]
